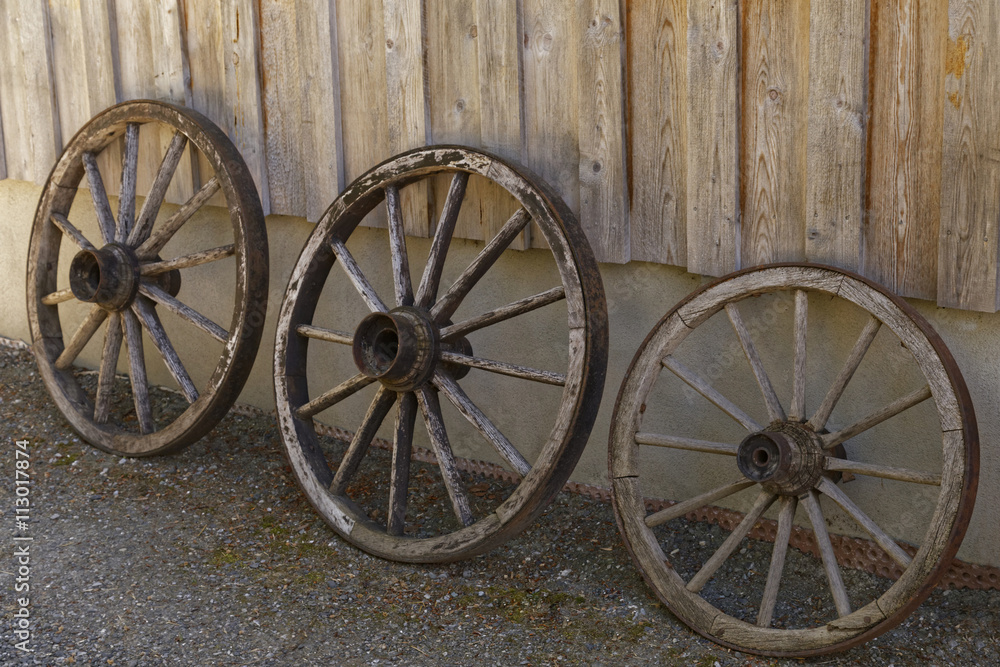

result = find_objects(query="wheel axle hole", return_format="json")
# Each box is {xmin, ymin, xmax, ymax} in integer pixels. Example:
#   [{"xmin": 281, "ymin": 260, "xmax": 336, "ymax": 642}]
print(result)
[
  {"xmin": 753, "ymin": 448, "xmax": 770, "ymax": 467},
  {"xmin": 372, "ymin": 329, "xmax": 399, "ymax": 371},
  {"xmin": 69, "ymin": 251, "xmax": 102, "ymax": 302}
]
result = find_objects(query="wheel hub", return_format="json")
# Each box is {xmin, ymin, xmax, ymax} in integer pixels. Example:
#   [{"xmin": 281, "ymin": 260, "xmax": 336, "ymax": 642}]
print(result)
[
  {"xmin": 69, "ymin": 244, "xmax": 140, "ymax": 311},
  {"xmin": 737, "ymin": 423, "xmax": 825, "ymax": 496},
  {"xmin": 353, "ymin": 307, "xmax": 439, "ymax": 391}
]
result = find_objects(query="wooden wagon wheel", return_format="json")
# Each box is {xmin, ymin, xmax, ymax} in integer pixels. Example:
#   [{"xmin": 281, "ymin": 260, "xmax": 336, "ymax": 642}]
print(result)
[
  {"xmin": 274, "ymin": 146, "xmax": 607, "ymax": 563},
  {"xmin": 609, "ymin": 264, "xmax": 977, "ymax": 657},
  {"xmin": 27, "ymin": 100, "xmax": 268, "ymax": 457}
]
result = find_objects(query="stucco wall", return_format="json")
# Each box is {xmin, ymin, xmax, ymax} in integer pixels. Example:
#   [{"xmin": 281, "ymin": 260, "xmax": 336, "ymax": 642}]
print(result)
[{"xmin": 4, "ymin": 179, "xmax": 998, "ymax": 568}]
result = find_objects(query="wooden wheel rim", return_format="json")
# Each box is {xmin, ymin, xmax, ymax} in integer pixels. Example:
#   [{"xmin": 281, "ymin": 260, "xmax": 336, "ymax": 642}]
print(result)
[
  {"xmin": 609, "ymin": 264, "xmax": 978, "ymax": 657},
  {"xmin": 274, "ymin": 146, "xmax": 608, "ymax": 563},
  {"xmin": 27, "ymin": 100, "xmax": 268, "ymax": 457}
]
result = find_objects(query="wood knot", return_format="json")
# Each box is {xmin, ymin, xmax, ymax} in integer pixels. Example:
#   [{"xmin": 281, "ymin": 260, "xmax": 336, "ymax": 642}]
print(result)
[
  {"xmin": 768, "ymin": 89, "xmax": 780, "ymax": 101},
  {"xmin": 455, "ymin": 99, "xmax": 466, "ymax": 113},
  {"xmin": 385, "ymin": 38, "xmax": 394, "ymax": 49},
  {"xmin": 469, "ymin": 24, "xmax": 478, "ymax": 38},
  {"xmin": 592, "ymin": 162, "xmax": 602, "ymax": 173}
]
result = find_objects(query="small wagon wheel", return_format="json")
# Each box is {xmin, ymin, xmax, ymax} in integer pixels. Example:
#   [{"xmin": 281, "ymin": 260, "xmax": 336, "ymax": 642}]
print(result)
[
  {"xmin": 609, "ymin": 264, "xmax": 977, "ymax": 657},
  {"xmin": 274, "ymin": 146, "xmax": 607, "ymax": 563},
  {"xmin": 27, "ymin": 100, "xmax": 268, "ymax": 457}
]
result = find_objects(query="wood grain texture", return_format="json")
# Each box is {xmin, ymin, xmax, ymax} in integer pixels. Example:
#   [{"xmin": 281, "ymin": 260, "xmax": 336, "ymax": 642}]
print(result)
[
  {"xmin": 686, "ymin": 0, "xmax": 739, "ymax": 275},
  {"xmin": 337, "ymin": 0, "xmax": 390, "ymax": 228},
  {"xmin": 805, "ymin": 0, "xmax": 868, "ymax": 271},
  {"xmin": 740, "ymin": 0, "xmax": 809, "ymax": 267},
  {"xmin": 626, "ymin": 0, "xmax": 686, "ymax": 265},
  {"xmin": 522, "ymin": 0, "xmax": 580, "ymax": 248},
  {"xmin": 220, "ymin": 0, "xmax": 271, "ymax": 214},
  {"xmin": 578, "ymin": 0, "xmax": 629, "ymax": 264},
  {"xmin": 295, "ymin": 0, "xmax": 345, "ymax": 223},
  {"xmin": 184, "ymin": 0, "xmax": 228, "ymax": 208},
  {"xmin": 865, "ymin": 0, "xmax": 946, "ymax": 300},
  {"xmin": 937, "ymin": 0, "xmax": 1000, "ymax": 312},
  {"xmin": 47, "ymin": 0, "xmax": 92, "ymax": 147}
]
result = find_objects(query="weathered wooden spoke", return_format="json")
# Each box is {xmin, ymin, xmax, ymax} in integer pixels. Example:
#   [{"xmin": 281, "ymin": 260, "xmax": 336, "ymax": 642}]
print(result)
[
  {"xmin": 28, "ymin": 100, "xmax": 268, "ymax": 457},
  {"xmin": 415, "ymin": 172, "xmax": 469, "ymax": 308},
  {"xmin": 439, "ymin": 286, "xmax": 566, "ymax": 341},
  {"xmin": 661, "ymin": 356, "xmax": 762, "ymax": 432},
  {"xmin": 135, "ymin": 176, "xmax": 222, "ymax": 258},
  {"xmin": 431, "ymin": 207, "xmax": 532, "ymax": 323},
  {"xmin": 140, "ymin": 244, "xmax": 234, "ymax": 276},
  {"xmin": 55, "ymin": 306, "xmax": 108, "ymax": 370},
  {"xmin": 807, "ymin": 315, "xmax": 882, "ymax": 431},
  {"xmin": 725, "ymin": 303, "xmax": 785, "ymax": 422},
  {"xmin": 122, "ymin": 309, "xmax": 153, "ymax": 435},
  {"xmin": 93, "ymin": 312, "xmax": 124, "ymax": 424},
  {"xmin": 418, "ymin": 387, "xmax": 474, "ymax": 527},
  {"xmin": 438, "ymin": 350, "xmax": 566, "ymax": 386},
  {"xmin": 274, "ymin": 146, "xmax": 607, "ymax": 562},
  {"xmin": 330, "ymin": 387, "xmax": 397, "ymax": 495},
  {"xmin": 81, "ymin": 151, "xmax": 117, "ymax": 245},
  {"xmin": 609, "ymin": 264, "xmax": 977, "ymax": 656},
  {"xmin": 387, "ymin": 392, "xmax": 417, "ymax": 536},
  {"xmin": 138, "ymin": 282, "xmax": 228, "ymax": 343},
  {"xmin": 385, "ymin": 184, "xmax": 414, "ymax": 307}
]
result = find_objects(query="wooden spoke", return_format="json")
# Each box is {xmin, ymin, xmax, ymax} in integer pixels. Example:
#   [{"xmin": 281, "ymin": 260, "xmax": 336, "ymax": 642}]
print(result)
[
  {"xmin": 661, "ymin": 356, "xmax": 763, "ymax": 432},
  {"xmin": 138, "ymin": 282, "xmax": 229, "ymax": 343},
  {"xmin": 808, "ymin": 315, "xmax": 882, "ymax": 431},
  {"xmin": 50, "ymin": 212, "xmax": 96, "ymax": 252},
  {"xmin": 55, "ymin": 306, "xmax": 108, "ymax": 370},
  {"xmin": 129, "ymin": 131, "xmax": 189, "ymax": 247},
  {"xmin": 418, "ymin": 387, "xmax": 474, "ymax": 527},
  {"xmin": 415, "ymin": 172, "xmax": 469, "ymax": 308},
  {"xmin": 824, "ymin": 457, "xmax": 941, "ymax": 486},
  {"xmin": 431, "ymin": 208, "xmax": 532, "ymax": 323},
  {"xmin": 81, "ymin": 151, "xmax": 116, "ymax": 245},
  {"xmin": 385, "ymin": 184, "xmax": 414, "ymax": 307},
  {"xmin": 296, "ymin": 373, "xmax": 376, "ymax": 419},
  {"xmin": 757, "ymin": 496, "xmax": 798, "ymax": 627},
  {"xmin": 644, "ymin": 479, "xmax": 756, "ymax": 528},
  {"xmin": 439, "ymin": 286, "xmax": 566, "ymax": 341},
  {"xmin": 432, "ymin": 370, "xmax": 532, "ymax": 477},
  {"xmin": 438, "ymin": 350, "xmax": 566, "ymax": 386},
  {"xmin": 117, "ymin": 123, "xmax": 140, "ymax": 242},
  {"xmin": 122, "ymin": 309, "xmax": 154, "ymax": 434},
  {"xmin": 790, "ymin": 289, "xmax": 808, "ymax": 421},
  {"xmin": 686, "ymin": 490, "xmax": 777, "ymax": 593},
  {"xmin": 140, "ymin": 244, "xmax": 235, "ymax": 276},
  {"xmin": 816, "ymin": 477, "xmax": 913, "ymax": 569},
  {"xmin": 93, "ymin": 312, "xmax": 123, "ymax": 424},
  {"xmin": 295, "ymin": 324, "xmax": 353, "ymax": 346},
  {"xmin": 634, "ymin": 433, "xmax": 738, "ymax": 456},
  {"xmin": 135, "ymin": 176, "xmax": 221, "ymax": 257},
  {"xmin": 41, "ymin": 287, "xmax": 76, "ymax": 306},
  {"xmin": 725, "ymin": 303, "xmax": 786, "ymax": 422},
  {"xmin": 330, "ymin": 387, "xmax": 397, "ymax": 494},
  {"xmin": 822, "ymin": 385, "xmax": 933, "ymax": 449},
  {"xmin": 802, "ymin": 489, "xmax": 852, "ymax": 617},
  {"xmin": 387, "ymin": 392, "xmax": 417, "ymax": 536},
  {"xmin": 330, "ymin": 237, "xmax": 388, "ymax": 313},
  {"xmin": 132, "ymin": 299, "xmax": 199, "ymax": 403}
]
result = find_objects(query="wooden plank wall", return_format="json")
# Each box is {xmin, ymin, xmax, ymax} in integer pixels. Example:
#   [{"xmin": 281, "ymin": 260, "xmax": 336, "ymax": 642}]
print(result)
[{"xmin": 3, "ymin": 1, "xmax": 1000, "ymax": 312}]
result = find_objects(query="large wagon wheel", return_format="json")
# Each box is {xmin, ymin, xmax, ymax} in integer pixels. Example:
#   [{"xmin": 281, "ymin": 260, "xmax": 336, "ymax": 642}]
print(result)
[
  {"xmin": 274, "ymin": 146, "xmax": 607, "ymax": 563},
  {"xmin": 27, "ymin": 100, "xmax": 268, "ymax": 457},
  {"xmin": 609, "ymin": 264, "xmax": 977, "ymax": 657}
]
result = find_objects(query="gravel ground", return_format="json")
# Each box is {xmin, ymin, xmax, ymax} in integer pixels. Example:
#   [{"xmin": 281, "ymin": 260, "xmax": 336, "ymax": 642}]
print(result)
[{"xmin": 1, "ymin": 343, "xmax": 998, "ymax": 666}]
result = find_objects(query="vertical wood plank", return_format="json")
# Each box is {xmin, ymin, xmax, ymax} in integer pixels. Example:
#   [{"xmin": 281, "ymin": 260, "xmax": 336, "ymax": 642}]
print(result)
[
  {"xmin": 686, "ymin": 0, "xmax": 740, "ymax": 276},
  {"xmin": 220, "ymin": 0, "xmax": 270, "ymax": 214},
  {"xmin": 578, "ymin": 0, "xmax": 629, "ymax": 264},
  {"xmin": 184, "ymin": 0, "xmax": 228, "ymax": 207},
  {"xmin": 625, "ymin": 0, "xmax": 686, "ymax": 265},
  {"xmin": 48, "ymin": 0, "xmax": 92, "ymax": 145},
  {"xmin": 295, "ymin": 0, "xmax": 345, "ymax": 223},
  {"xmin": 805, "ymin": 0, "xmax": 869, "ymax": 271},
  {"xmin": 0, "ymin": 2, "xmax": 28, "ymax": 181},
  {"xmin": 0, "ymin": 92, "xmax": 6, "ymax": 180},
  {"xmin": 385, "ymin": 0, "xmax": 432, "ymax": 237},
  {"xmin": 258, "ymin": 0, "xmax": 306, "ymax": 218},
  {"xmin": 79, "ymin": 0, "xmax": 123, "ymax": 197},
  {"xmin": 938, "ymin": 0, "xmax": 1000, "ymax": 311},
  {"xmin": 865, "ymin": 0, "xmax": 946, "ymax": 300},
  {"xmin": 522, "ymin": 0, "xmax": 580, "ymax": 248},
  {"xmin": 475, "ymin": 0, "xmax": 528, "ymax": 250},
  {"xmin": 740, "ymin": 0, "xmax": 809, "ymax": 267},
  {"xmin": 337, "ymin": 0, "xmax": 390, "ymax": 228}
]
